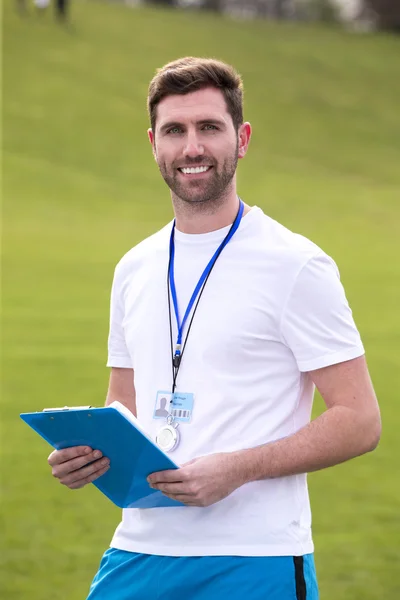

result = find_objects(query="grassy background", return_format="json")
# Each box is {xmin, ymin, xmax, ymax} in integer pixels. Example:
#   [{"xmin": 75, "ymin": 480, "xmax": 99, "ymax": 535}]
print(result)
[{"xmin": 2, "ymin": 1, "xmax": 400, "ymax": 598}]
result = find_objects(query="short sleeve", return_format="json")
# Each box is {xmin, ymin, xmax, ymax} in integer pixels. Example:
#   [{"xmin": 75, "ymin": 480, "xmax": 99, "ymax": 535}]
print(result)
[
  {"xmin": 107, "ymin": 264, "xmax": 133, "ymax": 368},
  {"xmin": 280, "ymin": 252, "xmax": 364, "ymax": 372}
]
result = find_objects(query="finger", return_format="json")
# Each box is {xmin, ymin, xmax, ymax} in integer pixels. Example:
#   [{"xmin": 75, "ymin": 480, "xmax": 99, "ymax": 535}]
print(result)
[
  {"xmin": 48, "ymin": 446, "xmax": 93, "ymax": 466},
  {"xmin": 68, "ymin": 464, "xmax": 111, "ymax": 490},
  {"xmin": 59, "ymin": 458, "xmax": 110, "ymax": 487},
  {"xmin": 147, "ymin": 468, "xmax": 185, "ymax": 485},
  {"xmin": 162, "ymin": 493, "xmax": 199, "ymax": 506},
  {"xmin": 51, "ymin": 450, "xmax": 104, "ymax": 479},
  {"xmin": 151, "ymin": 482, "xmax": 194, "ymax": 496}
]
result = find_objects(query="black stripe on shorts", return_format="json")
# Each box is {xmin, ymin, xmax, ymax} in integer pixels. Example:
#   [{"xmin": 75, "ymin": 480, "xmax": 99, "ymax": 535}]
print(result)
[{"xmin": 293, "ymin": 556, "xmax": 307, "ymax": 600}]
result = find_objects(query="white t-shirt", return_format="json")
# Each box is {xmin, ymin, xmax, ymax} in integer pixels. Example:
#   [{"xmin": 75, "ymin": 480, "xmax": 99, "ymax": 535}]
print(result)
[{"xmin": 107, "ymin": 206, "xmax": 364, "ymax": 557}]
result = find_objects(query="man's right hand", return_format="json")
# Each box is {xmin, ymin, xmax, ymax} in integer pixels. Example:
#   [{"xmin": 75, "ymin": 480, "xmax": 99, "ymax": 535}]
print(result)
[{"xmin": 47, "ymin": 446, "xmax": 110, "ymax": 489}]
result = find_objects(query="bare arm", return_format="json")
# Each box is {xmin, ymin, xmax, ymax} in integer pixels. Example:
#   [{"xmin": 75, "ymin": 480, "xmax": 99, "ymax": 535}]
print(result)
[
  {"xmin": 48, "ymin": 367, "xmax": 136, "ymax": 489},
  {"xmin": 233, "ymin": 355, "xmax": 381, "ymax": 482},
  {"xmin": 149, "ymin": 356, "xmax": 382, "ymax": 506},
  {"xmin": 105, "ymin": 367, "xmax": 136, "ymax": 415}
]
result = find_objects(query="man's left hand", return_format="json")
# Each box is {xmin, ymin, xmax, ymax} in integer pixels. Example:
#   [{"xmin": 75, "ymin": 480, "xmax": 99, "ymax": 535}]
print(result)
[{"xmin": 147, "ymin": 452, "xmax": 244, "ymax": 507}]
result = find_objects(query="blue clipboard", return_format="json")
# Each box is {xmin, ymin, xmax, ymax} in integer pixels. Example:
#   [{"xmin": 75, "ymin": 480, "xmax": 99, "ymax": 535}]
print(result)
[{"xmin": 20, "ymin": 402, "xmax": 184, "ymax": 509}]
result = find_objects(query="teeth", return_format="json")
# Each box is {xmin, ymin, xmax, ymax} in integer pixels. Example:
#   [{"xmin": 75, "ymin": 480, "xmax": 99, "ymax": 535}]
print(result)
[{"xmin": 181, "ymin": 166, "xmax": 210, "ymax": 174}]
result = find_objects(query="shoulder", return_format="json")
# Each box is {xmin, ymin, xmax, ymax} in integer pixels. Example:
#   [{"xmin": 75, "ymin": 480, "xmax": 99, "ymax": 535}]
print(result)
[
  {"xmin": 248, "ymin": 207, "xmax": 336, "ymax": 276},
  {"xmin": 113, "ymin": 222, "xmax": 172, "ymax": 281}
]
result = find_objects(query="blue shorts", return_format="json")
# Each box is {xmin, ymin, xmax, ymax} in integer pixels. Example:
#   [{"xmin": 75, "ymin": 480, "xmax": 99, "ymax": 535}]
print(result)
[{"xmin": 86, "ymin": 547, "xmax": 319, "ymax": 600}]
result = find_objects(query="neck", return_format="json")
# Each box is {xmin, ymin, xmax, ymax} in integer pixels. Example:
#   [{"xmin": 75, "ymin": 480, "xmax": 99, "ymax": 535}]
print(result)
[{"xmin": 172, "ymin": 185, "xmax": 250, "ymax": 234}]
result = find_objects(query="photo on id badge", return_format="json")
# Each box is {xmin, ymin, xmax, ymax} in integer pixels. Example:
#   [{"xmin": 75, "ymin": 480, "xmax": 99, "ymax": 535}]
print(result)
[{"xmin": 154, "ymin": 391, "xmax": 193, "ymax": 423}]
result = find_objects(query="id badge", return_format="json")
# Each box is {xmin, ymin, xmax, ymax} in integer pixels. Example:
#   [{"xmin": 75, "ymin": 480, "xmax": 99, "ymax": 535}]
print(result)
[{"xmin": 153, "ymin": 390, "xmax": 194, "ymax": 423}]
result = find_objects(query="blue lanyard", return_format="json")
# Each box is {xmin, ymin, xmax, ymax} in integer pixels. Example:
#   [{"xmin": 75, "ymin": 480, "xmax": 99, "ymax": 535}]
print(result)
[{"xmin": 168, "ymin": 199, "xmax": 244, "ymax": 372}]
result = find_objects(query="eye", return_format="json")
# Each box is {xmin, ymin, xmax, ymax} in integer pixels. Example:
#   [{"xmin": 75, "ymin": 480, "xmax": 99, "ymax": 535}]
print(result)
[
  {"xmin": 202, "ymin": 124, "xmax": 218, "ymax": 131},
  {"xmin": 167, "ymin": 126, "xmax": 183, "ymax": 134}
]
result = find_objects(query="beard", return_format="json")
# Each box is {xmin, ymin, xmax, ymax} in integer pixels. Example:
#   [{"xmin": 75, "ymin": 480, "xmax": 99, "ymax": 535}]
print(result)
[{"xmin": 156, "ymin": 143, "xmax": 239, "ymax": 205}]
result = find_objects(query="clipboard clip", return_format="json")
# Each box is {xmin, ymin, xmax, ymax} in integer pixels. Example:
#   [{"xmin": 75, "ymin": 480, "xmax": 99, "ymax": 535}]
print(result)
[{"xmin": 42, "ymin": 406, "xmax": 94, "ymax": 412}]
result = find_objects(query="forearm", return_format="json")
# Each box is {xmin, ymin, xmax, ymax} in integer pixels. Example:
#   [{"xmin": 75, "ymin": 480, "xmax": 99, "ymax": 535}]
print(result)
[
  {"xmin": 233, "ymin": 405, "xmax": 381, "ymax": 484},
  {"xmin": 105, "ymin": 367, "xmax": 136, "ymax": 415}
]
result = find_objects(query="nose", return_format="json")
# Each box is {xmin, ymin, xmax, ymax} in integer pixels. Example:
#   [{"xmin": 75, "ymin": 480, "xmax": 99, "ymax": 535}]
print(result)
[{"xmin": 183, "ymin": 131, "xmax": 204, "ymax": 158}]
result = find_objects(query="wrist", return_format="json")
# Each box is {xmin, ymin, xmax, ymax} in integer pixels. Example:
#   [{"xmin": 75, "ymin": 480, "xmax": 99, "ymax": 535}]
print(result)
[{"xmin": 227, "ymin": 448, "xmax": 258, "ymax": 487}]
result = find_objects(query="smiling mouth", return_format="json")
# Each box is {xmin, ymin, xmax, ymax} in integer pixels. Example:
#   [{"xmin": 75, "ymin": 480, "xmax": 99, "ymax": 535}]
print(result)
[{"xmin": 178, "ymin": 166, "xmax": 213, "ymax": 175}]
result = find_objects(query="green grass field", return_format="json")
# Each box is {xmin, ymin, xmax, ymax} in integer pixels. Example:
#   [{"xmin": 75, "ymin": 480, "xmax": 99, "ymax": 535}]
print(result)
[{"xmin": 2, "ymin": 1, "xmax": 400, "ymax": 598}]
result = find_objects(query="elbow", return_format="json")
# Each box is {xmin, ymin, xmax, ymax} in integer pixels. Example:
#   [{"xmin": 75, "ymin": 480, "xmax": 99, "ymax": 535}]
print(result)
[
  {"xmin": 365, "ymin": 432, "xmax": 381, "ymax": 453},
  {"xmin": 363, "ymin": 414, "xmax": 382, "ymax": 453}
]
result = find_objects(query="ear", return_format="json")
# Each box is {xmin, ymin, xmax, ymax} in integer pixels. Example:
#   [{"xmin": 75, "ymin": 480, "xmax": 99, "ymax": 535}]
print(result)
[
  {"xmin": 238, "ymin": 122, "xmax": 252, "ymax": 159},
  {"xmin": 148, "ymin": 128, "xmax": 156, "ymax": 158}
]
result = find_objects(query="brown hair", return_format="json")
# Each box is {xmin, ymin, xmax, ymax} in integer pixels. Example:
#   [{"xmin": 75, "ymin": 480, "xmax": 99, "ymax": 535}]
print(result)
[{"xmin": 147, "ymin": 57, "xmax": 244, "ymax": 133}]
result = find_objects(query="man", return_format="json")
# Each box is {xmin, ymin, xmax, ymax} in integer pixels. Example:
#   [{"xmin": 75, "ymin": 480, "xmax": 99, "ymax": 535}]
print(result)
[
  {"xmin": 48, "ymin": 57, "xmax": 381, "ymax": 599},
  {"xmin": 55, "ymin": 0, "xmax": 69, "ymax": 21}
]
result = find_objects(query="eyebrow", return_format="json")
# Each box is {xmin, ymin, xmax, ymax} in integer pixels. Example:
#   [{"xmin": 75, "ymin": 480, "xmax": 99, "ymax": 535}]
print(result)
[{"xmin": 159, "ymin": 118, "xmax": 226, "ymax": 134}]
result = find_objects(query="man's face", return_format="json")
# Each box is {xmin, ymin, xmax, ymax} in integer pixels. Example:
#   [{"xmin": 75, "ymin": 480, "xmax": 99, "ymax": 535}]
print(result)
[{"xmin": 149, "ymin": 87, "xmax": 245, "ymax": 204}]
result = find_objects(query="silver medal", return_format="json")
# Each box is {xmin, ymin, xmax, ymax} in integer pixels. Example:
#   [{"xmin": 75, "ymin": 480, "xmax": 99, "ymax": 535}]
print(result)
[{"xmin": 156, "ymin": 415, "xmax": 179, "ymax": 452}]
